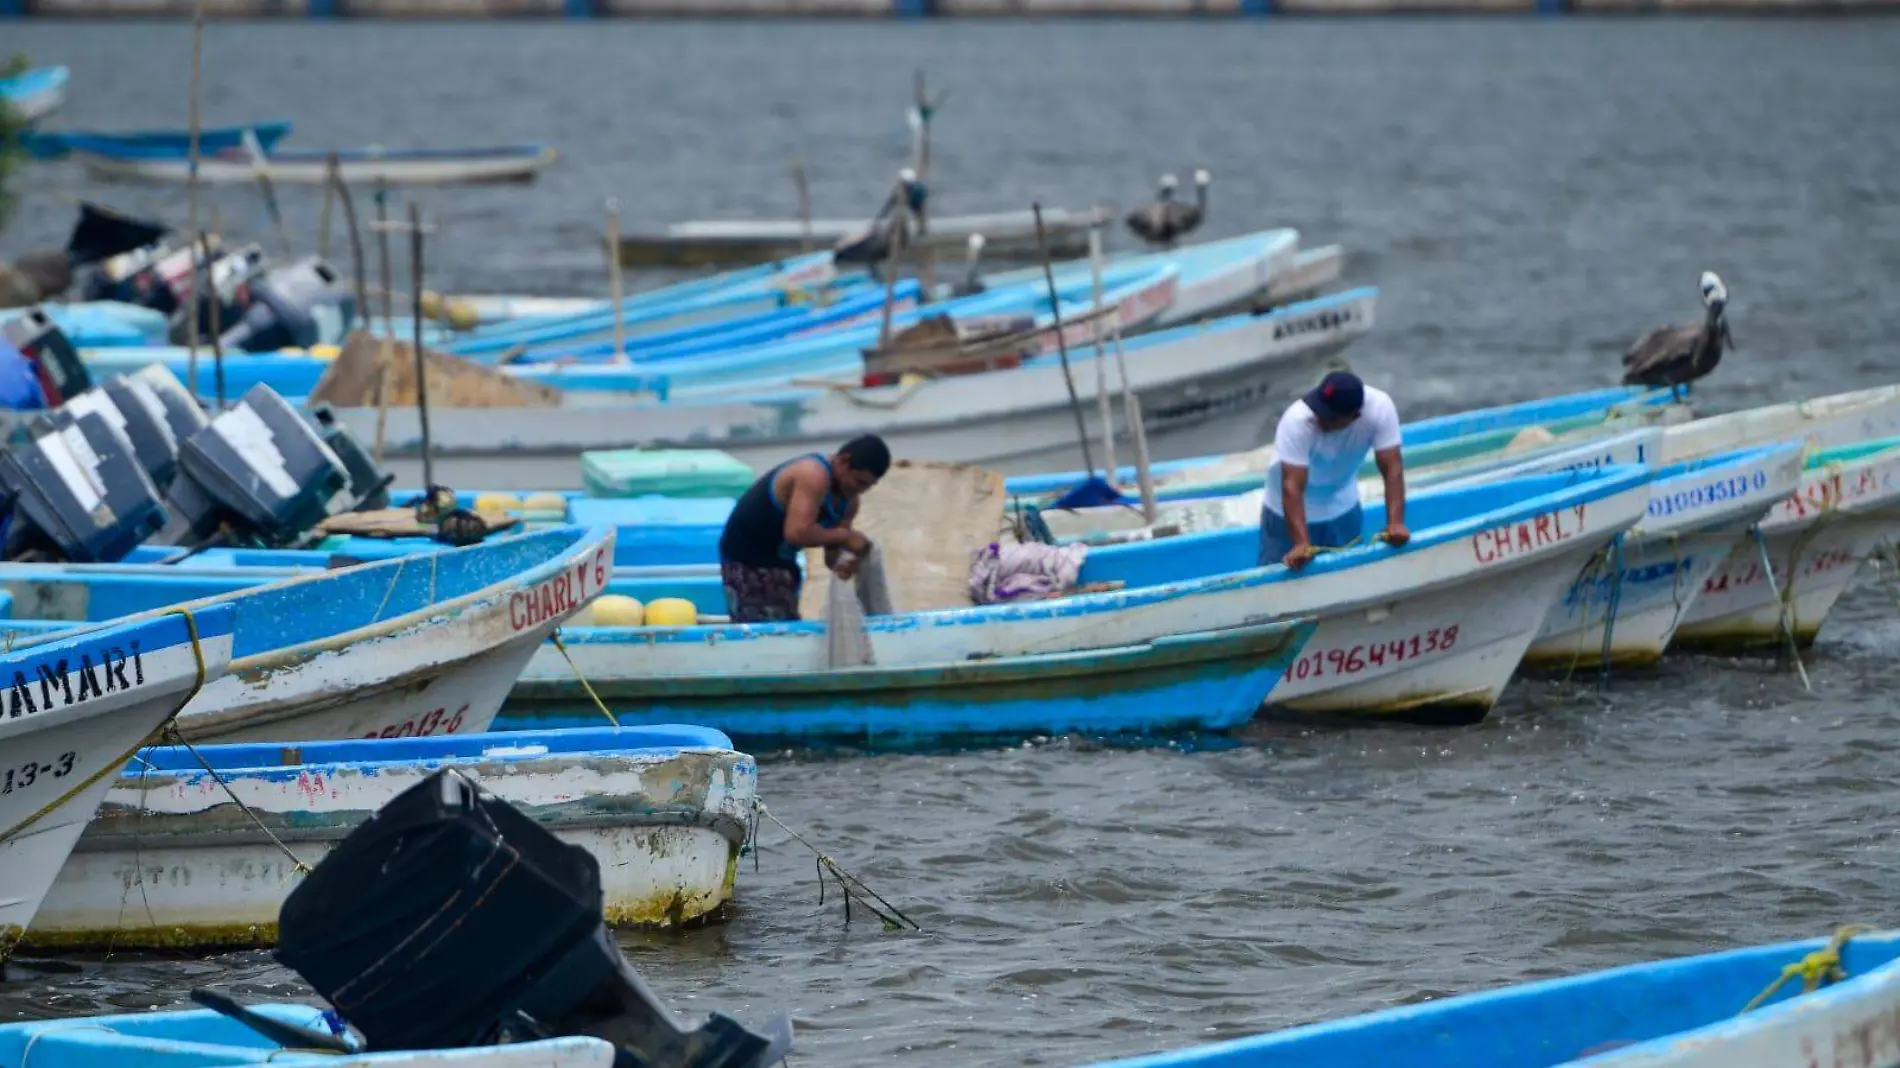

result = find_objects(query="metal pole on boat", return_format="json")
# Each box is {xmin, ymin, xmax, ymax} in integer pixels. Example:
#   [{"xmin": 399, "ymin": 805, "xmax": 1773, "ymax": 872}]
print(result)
[
  {"xmin": 241, "ymin": 127, "xmax": 292, "ymax": 259},
  {"xmin": 605, "ymin": 197, "xmax": 627, "ymax": 364},
  {"xmin": 791, "ymin": 158, "xmax": 814, "ymax": 255},
  {"xmin": 330, "ymin": 156, "xmax": 368, "ymax": 336},
  {"xmin": 911, "ymin": 71, "xmax": 937, "ymax": 298},
  {"xmin": 406, "ymin": 202, "xmax": 437, "ymax": 491},
  {"xmin": 317, "ymin": 156, "xmax": 336, "ymax": 262},
  {"xmin": 1088, "ymin": 222, "xmax": 1117, "ymax": 485},
  {"xmin": 374, "ymin": 182, "xmax": 396, "ymax": 465},
  {"xmin": 876, "ymin": 174, "xmax": 910, "ymax": 352},
  {"xmin": 1111, "ymin": 317, "xmax": 1156, "ymax": 524},
  {"xmin": 183, "ymin": 0, "xmax": 205, "ymax": 402},
  {"xmin": 1033, "ymin": 202, "xmax": 1097, "ymax": 480}
]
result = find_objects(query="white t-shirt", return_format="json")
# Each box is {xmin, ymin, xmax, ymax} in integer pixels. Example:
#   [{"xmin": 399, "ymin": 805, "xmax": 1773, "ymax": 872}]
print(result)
[{"xmin": 1263, "ymin": 386, "xmax": 1402, "ymax": 522}]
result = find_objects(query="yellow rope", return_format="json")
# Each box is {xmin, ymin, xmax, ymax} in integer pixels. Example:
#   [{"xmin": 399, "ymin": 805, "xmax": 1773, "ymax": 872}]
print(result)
[
  {"xmin": 550, "ymin": 630, "xmax": 620, "ymax": 728},
  {"xmin": 0, "ymin": 608, "xmax": 211, "ymax": 844},
  {"xmin": 1740, "ymin": 925, "xmax": 1871, "ymax": 1015}
]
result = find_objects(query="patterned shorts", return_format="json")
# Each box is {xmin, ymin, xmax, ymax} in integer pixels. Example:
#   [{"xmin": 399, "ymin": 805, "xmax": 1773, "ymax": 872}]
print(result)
[{"xmin": 721, "ymin": 559, "xmax": 803, "ymax": 623}]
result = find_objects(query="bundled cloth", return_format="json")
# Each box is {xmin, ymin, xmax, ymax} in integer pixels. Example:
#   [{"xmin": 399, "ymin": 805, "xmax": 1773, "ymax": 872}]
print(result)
[
  {"xmin": 968, "ymin": 541, "xmax": 1089, "ymax": 605},
  {"xmin": 825, "ymin": 543, "xmax": 896, "ymax": 669}
]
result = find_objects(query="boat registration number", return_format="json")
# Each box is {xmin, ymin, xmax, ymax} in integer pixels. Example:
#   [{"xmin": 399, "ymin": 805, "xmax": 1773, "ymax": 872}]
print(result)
[
  {"xmin": 361, "ymin": 702, "xmax": 469, "ymax": 740},
  {"xmin": 1, "ymin": 751, "xmax": 76, "ymax": 795},
  {"xmin": 1288, "ymin": 626, "xmax": 1461, "ymax": 682}
]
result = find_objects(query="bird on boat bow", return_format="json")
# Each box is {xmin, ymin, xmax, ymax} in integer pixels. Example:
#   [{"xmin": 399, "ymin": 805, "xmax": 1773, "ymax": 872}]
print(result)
[
  {"xmin": 832, "ymin": 168, "xmax": 928, "ymax": 280},
  {"xmin": 1125, "ymin": 169, "xmax": 1209, "ymax": 248},
  {"xmin": 1621, "ymin": 270, "xmax": 1734, "ymax": 401}
]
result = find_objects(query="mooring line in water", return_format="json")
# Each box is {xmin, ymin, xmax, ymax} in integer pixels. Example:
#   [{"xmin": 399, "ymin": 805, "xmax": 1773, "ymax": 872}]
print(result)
[
  {"xmin": 1751, "ymin": 528, "xmax": 1813, "ymax": 693},
  {"xmin": 752, "ymin": 801, "xmax": 921, "ymax": 932},
  {"xmin": 159, "ymin": 725, "xmax": 313, "ymax": 877},
  {"xmin": 548, "ymin": 631, "xmax": 621, "ymax": 728}
]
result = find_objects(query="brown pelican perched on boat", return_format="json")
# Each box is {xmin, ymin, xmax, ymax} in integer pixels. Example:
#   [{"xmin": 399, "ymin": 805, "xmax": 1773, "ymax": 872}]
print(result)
[
  {"xmin": 1621, "ymin": 270, "xmax": 1733, "ymax": 400},
  {"xmin": 948, "ymin": 233, "xmax": 987, "ymax": 297},
  {"xmin": 1125, "ymin": 169, "xmax": 1208, "ymax": 248},
  {"xmin": 832, "ymin": 168, "xmax": 928, "ymax": 278}
]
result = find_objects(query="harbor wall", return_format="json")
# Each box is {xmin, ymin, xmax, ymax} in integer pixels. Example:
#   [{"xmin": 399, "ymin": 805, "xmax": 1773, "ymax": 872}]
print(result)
[{"xmin": 5, "ymin": 0, "xmax": 1896, "ymax": 13}]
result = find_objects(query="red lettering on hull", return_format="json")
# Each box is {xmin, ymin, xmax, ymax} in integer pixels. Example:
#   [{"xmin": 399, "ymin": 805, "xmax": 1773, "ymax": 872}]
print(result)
[{"xmin": 1472, "ymin": 504, "xmax": 1586, "ymax": 565}]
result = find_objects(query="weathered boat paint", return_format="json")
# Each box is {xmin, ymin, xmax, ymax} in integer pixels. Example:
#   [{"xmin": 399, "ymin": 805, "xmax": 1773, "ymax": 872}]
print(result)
[
  {"xmin": 1674, "ymin": 437, "xmax": 1900, "ymax": 650},
  {"xmin": 514, "ymin": 618, "xmax": 1312, "ymax": 747},
  {"xmin": 0, "ymin": 605, "xmax": 236, "ymax": 967},
  {"xmin": 503, "ymin": 467, "xmax": 1651, "ymax": 731},
  {"xmin": 24, "ymin": 725, "xmax": 752, "ymax": 951},
  {"xmin": 0, "ymin": 1004, "xmax": 617, "ymax": 1066},
  {"xmin": 0, "ymin": 526, "xmax": 614, "ymax": 743},
  {"xmin": 329, "ymin": 288, "xmax": 1380, "ymax": 489},
  {"xmin": 1075, "ymin": 928, "xmax": 1900, "ymax": 1068}
]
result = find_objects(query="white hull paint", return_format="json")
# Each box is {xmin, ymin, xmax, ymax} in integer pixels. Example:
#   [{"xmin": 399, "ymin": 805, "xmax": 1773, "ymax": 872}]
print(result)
[
  {"xmin": 27, "ymin": 745, "xmax": 752, "ymax": 950},
  {"xmin": 519, "ymin": 476, "xmax": 1651, "ymax": 722},
  {"xmin": 0, "ymin": 628, "xmax": 234, "ymax": 964},
  {"xmin": 1150, "ymin": 238, "xmax": 1299, "ymax": 327},
  {"xmin": 72, "ymin": 147, "xmax": 558, "ymax": 186},
  {"xmin": 334, "ymin": 290, "xmax": 1377, "ymax": 490},
  {"xmin": 1674, "ymin": 448, "xmax": 1900, "ymax": 648},
  {"xmin": 1522, "ymin": 444, "xmax": 1808, "ymax": 666}
]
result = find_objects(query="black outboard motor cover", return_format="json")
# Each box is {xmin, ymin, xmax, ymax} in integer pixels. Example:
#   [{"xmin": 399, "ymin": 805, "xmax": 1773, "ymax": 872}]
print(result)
[
  {"xmin": 306, "ymin": 404, "xmax": 390, "ymax": 511},
  {"xmin": 222, "ymin": 257, "xmax": 356, "ymax": 353},
  {"xmin": 168, "ymin": 384, "xmax": 351, "ymax": 547},
  {"xmin": 0, "ymin": 411, "xmax": 168, "ymax": 563},
  {"xmin": 2, "ymin": 307, "xmax": 90, "ymax": 406},
  {"xmin": 276, "ymin": 769, "xmax": 791, "ymax": 1068},
  {"xmin": 67, "ymin": 202, "xmax": 171, "ymax": 269}
]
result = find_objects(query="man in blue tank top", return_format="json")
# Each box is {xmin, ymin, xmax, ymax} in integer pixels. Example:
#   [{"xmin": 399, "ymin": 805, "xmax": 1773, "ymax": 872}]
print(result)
[{"xmin": 717, "ymin": 434, "xmax": 892, "ymax": 623}]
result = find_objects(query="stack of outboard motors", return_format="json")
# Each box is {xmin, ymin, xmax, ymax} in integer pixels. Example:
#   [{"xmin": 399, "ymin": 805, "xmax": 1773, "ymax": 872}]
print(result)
[
  {"xmin": 87, "ymin": 234, "xmax": 358, "ymax": 353},
  {"xmin": 0, "ymin": 326, "xmax": 390, "ymax": 564},
  {"xmin": 191, "ymin": 769, "xmax": 794, "ymax": 1068}
]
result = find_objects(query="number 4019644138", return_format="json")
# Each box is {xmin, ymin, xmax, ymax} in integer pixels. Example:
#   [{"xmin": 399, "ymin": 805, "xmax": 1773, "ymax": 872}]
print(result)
[{"xmin": 2, "ymin": 752, "xmax": 76, "ymax": 794}]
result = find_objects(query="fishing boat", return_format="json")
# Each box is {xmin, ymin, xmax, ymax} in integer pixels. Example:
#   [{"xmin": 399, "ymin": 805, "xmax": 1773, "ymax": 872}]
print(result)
[
  {"xmin": 1469, "ymin": 434, "xmax": 1812, "ymax": 666},
  {"xmin": 321, "ymin": 288, "xmax": 1379, "ymax": 489},
  {"xmin": 21, "ymin": 120, "xmax": 293, "ymax": 161},
  {"xmin": 1074, "ymin": 926, "xmax": 1900, "ymax": 1068},
  {"xmin": 24, "ymin": 724, "xmax": 754, "ymax": 952},
  {"xmin": 614, "ymin": 206, "xmax": 1104, "ymax": 268},
  {"xmin": 1674, "ymin": 435, "xmax": 1900, "ymax": 650},
  {"xmin": 0, "ymin": 526, "xmax": 614, "ymax": 743},
  {"xmin": 0, "ymin": 604, "xmax": 237, "ymax": 968},
  {"xmin": 71, "ymin": 143, "xmax": 559, "ymax": 186},
  {"xmin": 502, "ymin": 465, "xmax": 1650, "ymax": 732},
  {"xmin": 517, "ymin": 618, "xmax": 1313, "ymax": 749},
  {"xmin": 0, "ymin": 1005, "xmax": 617, "ymax": 1065},
  {"xmin": 0, "ymin": 65, "xmax": 69, "ymax": 123}
]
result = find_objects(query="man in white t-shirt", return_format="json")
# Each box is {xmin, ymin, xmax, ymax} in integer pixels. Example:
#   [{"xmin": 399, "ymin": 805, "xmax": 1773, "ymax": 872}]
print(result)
[{"xmin": 1259, "ymin": 370, "xmax": 1410, "ymax": 569}]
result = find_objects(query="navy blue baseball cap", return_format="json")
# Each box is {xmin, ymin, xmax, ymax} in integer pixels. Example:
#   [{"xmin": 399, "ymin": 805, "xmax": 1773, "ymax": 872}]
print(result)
[{"xmin": 1305, "ymin": 371, "xmax": 1365, "ymax": 421}]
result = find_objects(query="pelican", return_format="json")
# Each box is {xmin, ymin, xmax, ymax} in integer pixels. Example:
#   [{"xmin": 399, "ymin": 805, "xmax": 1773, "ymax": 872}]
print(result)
[
  {"xmin": 1621, "ymin": 270, "xmax": 1734, "ymax": 401},
  {"xmin": 1125, "ymin": 169, "xmax": 1209, "ymax": 248},
  {"xmin": 948, "ymin": 233, "xmax": 986, "ymax": 297},
  {"xmin": 833, "ymin": 168, "xmax": 926, "ymax": 278}
]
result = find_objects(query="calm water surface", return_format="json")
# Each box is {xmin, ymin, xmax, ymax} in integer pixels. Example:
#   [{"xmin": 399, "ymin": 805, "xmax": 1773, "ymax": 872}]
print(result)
[{"xmin": 3, "ymin": 16, "xmax": 1900, "ymax": 1068}]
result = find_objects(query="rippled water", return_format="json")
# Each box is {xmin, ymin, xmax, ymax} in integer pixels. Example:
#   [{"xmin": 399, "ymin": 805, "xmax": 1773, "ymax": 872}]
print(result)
[{"xmin": 4, "ymin": 16, "xmax": 1900, "ymax": 1068}]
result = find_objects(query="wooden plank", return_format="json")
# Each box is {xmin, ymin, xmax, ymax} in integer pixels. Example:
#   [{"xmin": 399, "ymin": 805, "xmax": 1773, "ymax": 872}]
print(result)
[
  {"xmin": 308, "ymin": 330, "xmax": 562, "ymax": 410},
  {"xmin": 315, "ymin": 507, "xmax": 520, "ymax": 539}
]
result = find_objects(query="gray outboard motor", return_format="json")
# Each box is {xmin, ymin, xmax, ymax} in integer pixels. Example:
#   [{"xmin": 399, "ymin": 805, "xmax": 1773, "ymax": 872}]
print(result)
[
  {"xmin": 152, "ymin": 384, "xmax": 355, "ymax": 550},
  {"xmin": 0, "ymin": 410, "xmax": 168, "ymax": 563},
  {"xmin": 166, "ymin": 244, "xmax": 269, "ymax": 345},
  {"xmin": 306, "ymin": 404, "xmax": 392, "ymax": 512},
  {"xmin": 40, "ymin": 369, "xmax": 207, "ymax": 494},
  {"xmin": 221, "ymin": 257, "xmax": 357, "ymax": 353},
  {"xmin": 274, "ymin": 768, "xmax": 794, "ymax": 1068}
]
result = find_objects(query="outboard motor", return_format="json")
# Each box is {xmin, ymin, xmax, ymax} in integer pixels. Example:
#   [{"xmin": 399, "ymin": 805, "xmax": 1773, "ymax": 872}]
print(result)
[
  {"xmin": 1, "ymin": 306, "xmax": 91, "ymax": 406},
  {"xmin": 221, "ymin": 257, "xmax": 357, "ymax": 353},
  {"xmin": 276, "ymin": 768, "xmax": 793, "ymax": 1068},
  {"xmin": 132, "ymin": 364, "xmax": 213, "ymax": 461},
  {"xmin": 306, "ymin": 403, "xmax": 392, "ymax": 511},
  {"xmin": 0, "ymin": 410, "xmax": 168, "ymax": 563},
  {"xmin": 168, "ymin": 244, "xmax": 269, "ymax": 345},
  {"xmin": 84, "ymin": 238, "xmax": 182, "ymax": 305},
  {"xmin": 153, "ymin": 384, "xmax": 354, "ymax": 549},
  {"xmin": 44, "ymin": 371, "xmax": 206, "ymax": 493}
]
